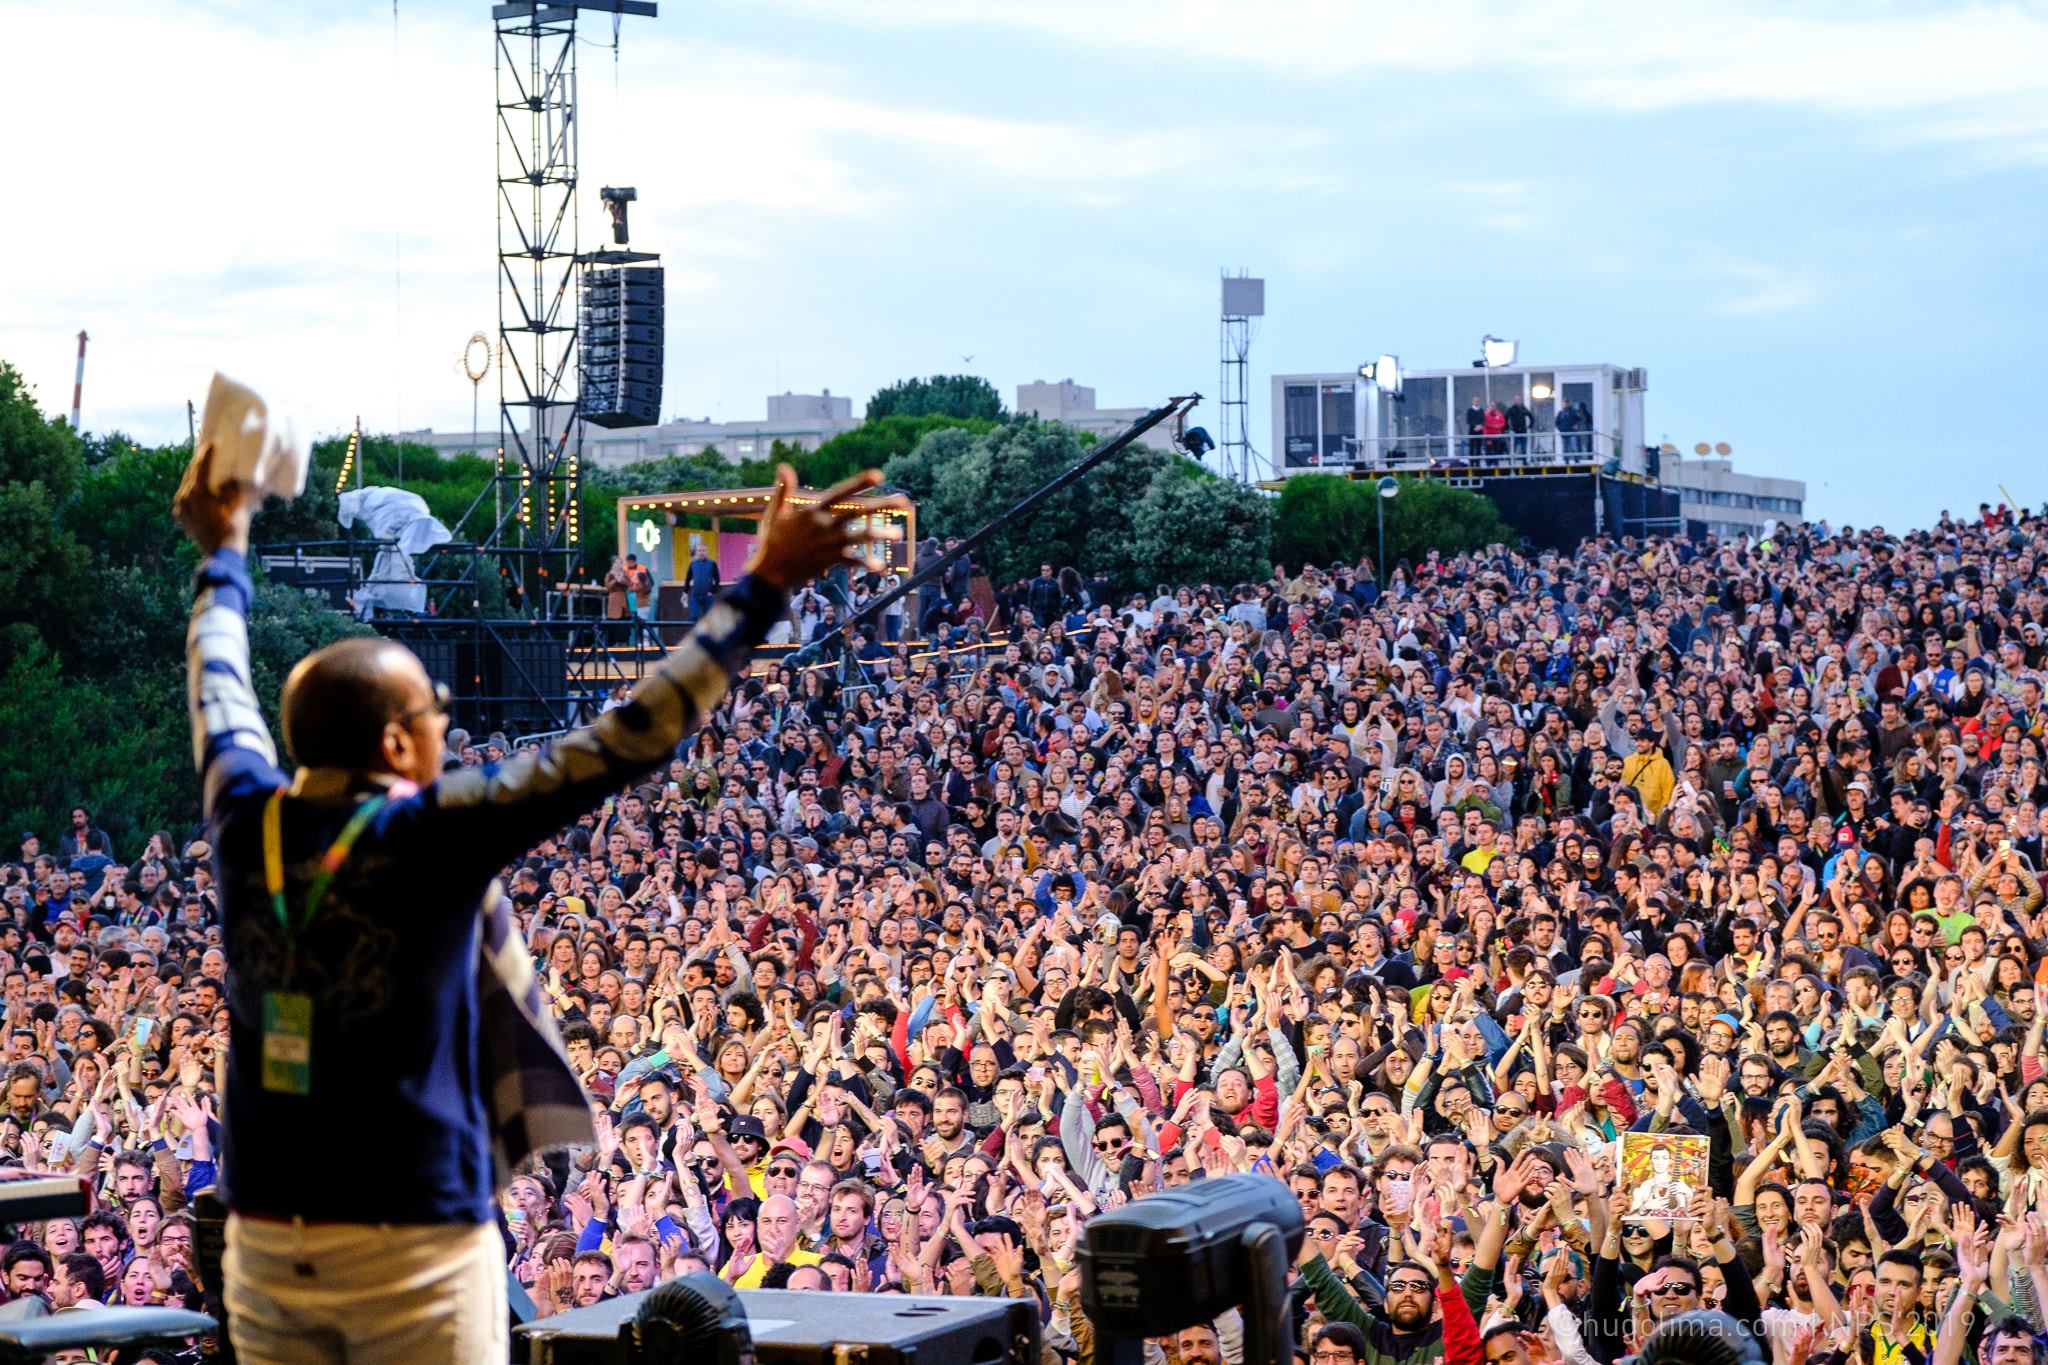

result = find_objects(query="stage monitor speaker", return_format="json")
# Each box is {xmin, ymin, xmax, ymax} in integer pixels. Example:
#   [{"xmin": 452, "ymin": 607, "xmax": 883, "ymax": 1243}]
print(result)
[
  {"xmin": 1078, "ymin": 1171, "xmax": 1303, "ymax": 1365},
  {"xmin": 484, "ymin": 635, "xmax": 569, "ymax": 731},
  {"xmin": 655, "ymin": 582, "xmax": 690, "ymax": 647},
  {"xmin": 514, "ymin": 1287, "xmax": 1038, "ymax": 1365},
  {"xmin": 580, "ymin": 262, "xmax": 664, "ymax": 428},
  {"xmin": 408, "ymin": 636, "xmax": 465, "ymax": 696},
  {"xmin": 0, "ymin": 1305, "xmax": 217, "ymax": 1360}
]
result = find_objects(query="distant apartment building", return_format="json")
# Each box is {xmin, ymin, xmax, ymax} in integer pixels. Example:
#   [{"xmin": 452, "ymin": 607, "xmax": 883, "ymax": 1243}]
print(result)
[
  {"xmin": 1660, "ymin": 454, "xmax": 1806, "ymax": 539},
  {"xmin": 1015, "ymin": 380, "xmax": 1160, "ymax": 446},
  {"xmin": 400, "ymin": 391, "xmax": 860, "ymax": 468}
]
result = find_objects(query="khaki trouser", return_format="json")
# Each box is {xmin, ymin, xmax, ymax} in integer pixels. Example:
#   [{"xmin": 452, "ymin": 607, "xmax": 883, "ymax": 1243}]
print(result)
[{"xmin": 224, "ymin": 1215, "xmax": 508, "ymax": 1365}]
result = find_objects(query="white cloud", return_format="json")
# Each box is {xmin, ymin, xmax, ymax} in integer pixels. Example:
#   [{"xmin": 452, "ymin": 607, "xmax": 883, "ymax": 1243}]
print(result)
[
  {"xmin": 764, "ymin": 0, "xmax": 2048, "ymax": 162},
  {"xmin": 0, "ymin": 0, "xmax": 1315, "ymax": 443}
]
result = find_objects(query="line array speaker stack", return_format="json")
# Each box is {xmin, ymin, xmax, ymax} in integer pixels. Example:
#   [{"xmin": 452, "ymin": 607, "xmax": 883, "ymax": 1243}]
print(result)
[{"xmin": 580, "ymin": 262, "xmax": 664, "ymax": 428}]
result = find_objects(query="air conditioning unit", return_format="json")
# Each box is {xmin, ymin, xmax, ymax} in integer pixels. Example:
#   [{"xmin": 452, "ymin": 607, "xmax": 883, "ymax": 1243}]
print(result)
[{"xmin": 1621, "ymin": 368, "xmax": 1648, "ymax": 391}]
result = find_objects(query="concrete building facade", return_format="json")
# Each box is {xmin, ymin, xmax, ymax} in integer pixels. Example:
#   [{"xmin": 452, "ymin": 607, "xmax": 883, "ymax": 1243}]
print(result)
[
  {"xmin": 1015, "ymin": 379, "xmax": 1153, "ymax": 446},
  {"xmin": 400, "ymin": 391, "xmax": 860, "ymax": 468},
  {"xmin": 1660, "ymin": 455, "xmax": 1805, "ymax": 539}
]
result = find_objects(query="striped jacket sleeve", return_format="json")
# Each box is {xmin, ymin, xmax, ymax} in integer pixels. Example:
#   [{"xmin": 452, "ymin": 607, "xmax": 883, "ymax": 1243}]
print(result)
[
  {"xmin": 186, "ymin": 549, "xmax": 289, "ymax": 817},
  {"xmin": 426, "ymin": 575, "xmax": 786, "ymax": 863}
]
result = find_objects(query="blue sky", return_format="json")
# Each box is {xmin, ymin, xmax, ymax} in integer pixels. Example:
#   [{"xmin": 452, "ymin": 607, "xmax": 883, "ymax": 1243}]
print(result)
[{"xmin": 4, "ymin": 0, "xmax": 2044, "ymax": 528}]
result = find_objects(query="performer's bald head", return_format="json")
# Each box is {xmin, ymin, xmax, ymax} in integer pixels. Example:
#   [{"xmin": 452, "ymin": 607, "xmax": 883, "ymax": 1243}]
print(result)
[{"xmin": 281, "ymin": 637, "xmax": 441, "ymax": 778}]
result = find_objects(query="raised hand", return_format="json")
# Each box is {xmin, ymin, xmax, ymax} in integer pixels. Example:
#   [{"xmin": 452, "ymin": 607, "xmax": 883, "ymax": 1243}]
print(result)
[
  {"xmin": 1562, "ymin": 1145, "xmax": 1603, "ymax": 1197},
  {"xmin": 1494, "ymin": 1149, "xmax": 1544, "ymax": 1204},
  {"xmin": 1696, "ymin": 1055, "xmax": 1731, "ymax": 1106},
  {"xmin": 744, "ymin": 466, "xmax": 907, "ymax": 593}
]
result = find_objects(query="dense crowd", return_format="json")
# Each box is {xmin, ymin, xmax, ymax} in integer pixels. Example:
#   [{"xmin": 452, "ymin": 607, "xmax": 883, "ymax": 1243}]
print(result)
[{"xmin": 11, "ymin": 501, "xmax": 2048, "ymax": 1365}]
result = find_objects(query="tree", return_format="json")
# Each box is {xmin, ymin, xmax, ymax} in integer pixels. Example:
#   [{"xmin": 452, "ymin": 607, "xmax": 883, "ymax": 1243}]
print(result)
[
  {"xmin": 0, "ymin": 364, "xmax": 93, "ymax": 666},
  {"xmin": 0, "ymin": 364, "xmax": 374, "ymax": 851},
  {"xmin": 886, "ymin": 420, "xmax": 1272, "ymax": 592},
  {"xmin": 891, "ymin": 419, "xmax": 1091, "ymax": 584},
  {"xmin": 798, "ymin": 414, "xmax": 997, "ymax": 488},
  {"xmin": 1377, "ymin": 478, "xmax": 1512, "ymax": 568},
  {"xmin": 1272, "ymin": 474, "xmax": 1508, "ymax": 572},
  {"xmin": 1129, "ymin": 465, "xmax": 1272, "ymax": 591},
  {"xmin": 865, "ymin": 375, "xmax": 1005, "ymax": 423}
]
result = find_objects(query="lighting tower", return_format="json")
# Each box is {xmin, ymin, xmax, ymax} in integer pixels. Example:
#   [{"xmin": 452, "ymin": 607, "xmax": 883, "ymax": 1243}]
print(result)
[
  {"xmin": 1219, "ymin": 270, "xmax": 1263, "ymax": 482},
  {"xmin": 491, "ymin": 0, "xmax": 655, "ymax": 607}
]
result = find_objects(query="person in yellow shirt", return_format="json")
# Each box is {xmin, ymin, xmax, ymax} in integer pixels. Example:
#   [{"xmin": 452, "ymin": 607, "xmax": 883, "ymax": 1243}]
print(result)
[
  {"xmin": 728, "ymin": 1195, "xmax": 822, "ymax": 1289},
  {"xmin": 1619, "ymin": 728, "xmax": 1675, "ymax": 817}
]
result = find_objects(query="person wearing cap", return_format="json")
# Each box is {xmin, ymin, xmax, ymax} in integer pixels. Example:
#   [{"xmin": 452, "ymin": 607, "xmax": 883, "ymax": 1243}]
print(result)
[{"xmin": 174, "ymin": 460, "xmax": 898, "ymax": 1364}]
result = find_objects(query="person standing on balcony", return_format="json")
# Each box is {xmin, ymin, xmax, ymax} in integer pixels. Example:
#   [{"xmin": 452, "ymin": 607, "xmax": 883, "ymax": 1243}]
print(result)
[
  {"xmin": 1555, "ymin": 402, "xmax": 1581, "ymax": 455},
  {"xmin": 1463, "ymin": 397, "xmax": 1486, "ymax": 461},
  {"xmin": 1506, "ymin": 395, "xmax": 1533, "ymax": 458},
  {"xmin": 1482, "ymin": 403, "xmax": 1508, "ymax": 458}
]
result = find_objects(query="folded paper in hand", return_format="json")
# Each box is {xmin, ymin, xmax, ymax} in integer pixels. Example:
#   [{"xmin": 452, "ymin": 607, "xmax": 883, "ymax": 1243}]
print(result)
[{"xmin": 191, "ymin": 372, "xmax": 309, "ymax": 499}]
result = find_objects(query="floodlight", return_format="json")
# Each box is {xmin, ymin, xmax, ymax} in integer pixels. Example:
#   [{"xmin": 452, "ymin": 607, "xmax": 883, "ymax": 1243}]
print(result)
[
  {"xmin": 1358, "ymin": 355, "xmax": 1402, "ymax": 397},
  {"xmin": 1480, "ymin": 336, "xmax": 1518, "ymax": 368}
]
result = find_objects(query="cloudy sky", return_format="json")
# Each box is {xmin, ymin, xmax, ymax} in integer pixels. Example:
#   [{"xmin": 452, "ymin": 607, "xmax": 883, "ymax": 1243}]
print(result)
[{"xmin": 4, "ymin": 0, "xmax": 2044, "ymax": 527}]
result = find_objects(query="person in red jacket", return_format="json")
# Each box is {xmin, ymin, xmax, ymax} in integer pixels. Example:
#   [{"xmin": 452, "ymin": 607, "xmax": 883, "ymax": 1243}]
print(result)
[{"xmin": 1482, "ymin": 404, "xmax": 1509, "ymax": 459}]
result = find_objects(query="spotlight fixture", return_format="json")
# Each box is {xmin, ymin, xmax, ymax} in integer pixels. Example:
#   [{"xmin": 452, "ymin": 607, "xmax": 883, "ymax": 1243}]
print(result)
[
  {"xmin": 1480, "ymin": 336, "xmax": 1518, "ymax": 368},
  {"xmin": 1357, "ymin": 355, "xmax": 1402, "ymax": 397}
]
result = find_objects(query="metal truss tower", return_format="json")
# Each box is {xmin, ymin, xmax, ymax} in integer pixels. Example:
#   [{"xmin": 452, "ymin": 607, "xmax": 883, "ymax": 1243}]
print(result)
[
  {"xmin": 1219, "ymin": 269, "xmax": 1264, "ymax": 482},
  {"xmin": 491, "ymin": 0, "xmax": 654, "ymax": 609}
]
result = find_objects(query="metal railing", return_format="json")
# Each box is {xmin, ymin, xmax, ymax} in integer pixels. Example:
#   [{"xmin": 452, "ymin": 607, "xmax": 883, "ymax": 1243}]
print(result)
[{"xmin": 1294, "ymin": 429, "xmax": 1622, "ymax": 470}]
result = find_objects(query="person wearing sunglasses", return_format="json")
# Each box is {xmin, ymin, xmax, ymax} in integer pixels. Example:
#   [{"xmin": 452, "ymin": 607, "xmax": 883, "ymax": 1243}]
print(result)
[
  {"xmin": 1298, "ymin": 1151, "xmax": 1534, "ymax": 1360},
  {"xmin": 174, "ymin": 458, "xmax": 901, "ymax": 1365}
]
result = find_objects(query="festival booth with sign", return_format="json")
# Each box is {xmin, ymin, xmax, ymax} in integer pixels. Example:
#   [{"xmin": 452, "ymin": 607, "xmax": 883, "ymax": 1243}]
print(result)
[{"xmin": 615, "ymin": 486, "xmax": 918, "ymax": 645}]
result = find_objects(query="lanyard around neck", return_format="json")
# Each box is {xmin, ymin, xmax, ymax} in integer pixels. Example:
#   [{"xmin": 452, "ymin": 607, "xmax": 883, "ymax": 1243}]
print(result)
[{"xmin": 261, "ymin": 790, "xmax": 387, "ymax": 964}]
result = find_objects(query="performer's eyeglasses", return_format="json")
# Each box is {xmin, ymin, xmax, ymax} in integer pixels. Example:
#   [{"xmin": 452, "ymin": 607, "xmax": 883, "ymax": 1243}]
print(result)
[{"xmin": 395, "ymin": 681, "xmax": 453, "ymax": 726}]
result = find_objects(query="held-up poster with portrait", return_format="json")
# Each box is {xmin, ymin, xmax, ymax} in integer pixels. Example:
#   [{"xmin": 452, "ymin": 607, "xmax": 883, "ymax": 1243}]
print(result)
[{"xmin": 1616, "ymin": 1131, "xmax": 1709, "ymax": 1222}]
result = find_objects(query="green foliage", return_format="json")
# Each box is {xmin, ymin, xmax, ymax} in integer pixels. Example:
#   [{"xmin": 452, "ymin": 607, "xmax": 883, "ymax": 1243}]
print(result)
[
  {"xmin": 1129, "ymin": 465, "xmax": 1273, "ymax": 590},
  {"xmin": 884, "ymin": 420, "xmax": 1270, "ymax": 591},
  {"xmin": 1272, "ymin": 474, "xmax": 1509, "ymax": 572},
  {"xmin": 0, "ymin": 641, "xmax": 189, "ymax": 858},
  {"xmin": 865, "ymin": 375, "xmax": 1006, "ymax": 423},
  {"xmin": 800, "ymin": 414, "xmax": 997, "ymax": 487},
  {"xmin": 0, "ymin": 364, "xmax": 373, "ymax": 852},
  {"xmin": 0, "ymin": 365, "xmax": 93, "ymax": 667}
]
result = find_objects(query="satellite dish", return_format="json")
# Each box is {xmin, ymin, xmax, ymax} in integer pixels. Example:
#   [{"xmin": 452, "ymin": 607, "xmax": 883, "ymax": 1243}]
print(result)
[
  {"xmin": 1714, "ymin": 442, "xmax": 1732, "ymax": 456},
  {"xmin": 1693, "ymin": 443, "xmax": 1710, "ymax": 456},
  {"xmin": 1659, "ymin": 442, "xmax": 1678, "ymax": 454}
]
